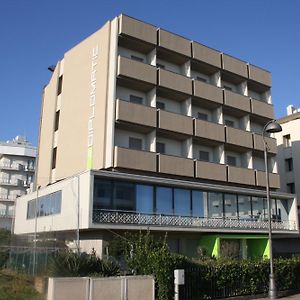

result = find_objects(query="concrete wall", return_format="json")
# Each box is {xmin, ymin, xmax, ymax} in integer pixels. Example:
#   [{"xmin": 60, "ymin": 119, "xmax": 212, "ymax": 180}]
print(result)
[
  {"xmin": 48, "ymin": 276, "xmax": 155, "ymax": 300},
  {"xmin": 14, "ymin": 171, "xmax": 92, "ymax": 234}
]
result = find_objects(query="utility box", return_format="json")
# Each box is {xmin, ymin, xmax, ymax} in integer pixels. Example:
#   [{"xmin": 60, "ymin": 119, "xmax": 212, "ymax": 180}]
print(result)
[{"xmin": 174, "ymin": 269, "xmax": 185, "ymax": 285}]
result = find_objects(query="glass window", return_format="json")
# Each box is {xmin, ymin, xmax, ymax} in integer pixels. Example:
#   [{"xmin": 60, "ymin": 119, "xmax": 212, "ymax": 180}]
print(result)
[
  {"xmin": 283, "ymin": 134, "xmax": 291, "ymax": 147},
  {"xmin": 276, "ymin": 199, "xmax": 289, "ymax": 222},
  {"xmin": 129, "ymin": 137, "xmax": 142, "ymax": 150},
  {"xmin": 225, "ymin": 119, "xmax": 235, "ymax": 127},
  {"xmin": 237, "ymin": 195, "xmax": 252, "ymax": 219},
  {"xmin": 156, "ymin": 101, "xmax": 165, "ymax": 110},
  {"xmin": 156, "ymin": 63, "xmax": 165, "ymax": 69},
  {"xmin": 156, "ymin": 187, "xmax": 173, "ymax": 215},
  {"xmin": 136, "ymin": 185, "xmax": 153, "ymax": 214},
  {"xmin": 196, "ymin": 76, "xmax": 207, "ymax": 83},
  {"xmin": 57, "ymin": 75, "xmax": 63, "ymax": 95},
  {"xmin": 197, "ymin": 112, "xmax": 208, "ymax": 121},
  {"xmin": 287, "ymin": 183, "xmax": 295, "ymax": 194},
  {"xmin": 54, "ymin": 110, "xmax": 60, "ymax": 131},
  {"xmin": 199, "ymin": 151, "xmax": 209, "ymax": 162},
  {"xmin": 224, "ymin": 194, "xmax": 237, "ymax": 218},
  {"xmin": 129, "ymin": 95, "xmax": 143, "ymax": 104},
  {"xmin": 113, "ymin": 182, "xmax": 135, "ymax": 211},
  {"xmin": 226, "ymin": 155, "xmax": 237, "ymax": 166},
  {"xmin": 252, "ymin": 196, "xmax": 265, "ymax": 220},
  {"xmin": 174, "ymin": 189, "xmax": 190, "ymax": 216},
  {"xmin": 192, "ymin": 191, "xmax": 207, "ymax": 218},
  {"xmin": 208, "ymin": 192, "xmax": 223, "ymax": 218},
  {"xmin": 131, "ymin": 55, "xmax": 144, "ymax": 62},
  {"xmin": 94, "ymin": 179, "xmax": 112, "ymax": 209},
  {"xmin": 156, "ymin": 142, "xmax": 165, "ymax": 154}
]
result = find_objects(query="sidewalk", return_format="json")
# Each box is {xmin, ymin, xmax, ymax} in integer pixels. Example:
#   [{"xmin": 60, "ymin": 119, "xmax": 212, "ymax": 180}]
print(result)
[{"xmin": 257, "ymin": 293, "xmax": 300, "ymax": 300}]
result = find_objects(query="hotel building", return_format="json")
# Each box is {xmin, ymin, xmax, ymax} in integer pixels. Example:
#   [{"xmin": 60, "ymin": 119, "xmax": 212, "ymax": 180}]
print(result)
[{"xmin": 14, "ymin": 15, "xmax": 298, "ymax": 258}]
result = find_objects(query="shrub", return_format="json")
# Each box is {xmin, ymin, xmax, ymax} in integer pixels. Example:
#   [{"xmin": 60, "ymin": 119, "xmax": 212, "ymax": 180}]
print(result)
[{"xmin": 48, "ymin": 250, "xmax": 120, "ymax": 277}]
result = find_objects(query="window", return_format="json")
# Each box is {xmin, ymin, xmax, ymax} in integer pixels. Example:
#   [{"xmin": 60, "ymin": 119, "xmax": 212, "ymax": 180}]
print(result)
[
  {"xmin": 131, "ymin": 55, "xmax": 144, "ymax": 62},
  {"xmin": 285, "ymin": 158, "xmax": 293, "ymax": 172},
  {"xmin": 226, "ymin": 155, "xmax": 237, "ymax": 166},
  {"xmin": 129, "ymin": 137, "xmax": 142, "ymax": 150},
  {"xmin": 156, "ymin": 63, "xmax": 165, "ymax": 69},
  {"xmin": 156, "ymin": 142, "xmax": 165, "ymax": 154},
  {"xmin": 199, "ymin": 151, "xmax": 210, "ymax": 162},
  {"xmin": 196, "ymin": 76, "xmax": 207, "ymax": 83},
  {"xmin": 54, "ymin": 110, "xmax": 60, "ymax": 131},
  {"xmin": 93, "ymin": 179, "xmax": 112, "ymax": 209},
  {"xmin": 129, "ymin": 95, "xmax": 143, "ymax": 105},
  {"xmin": 237, "ymin": 195, "xmax": 252, "ymax": 219},
  {"xmin": 192, "ymin": 191, "xmax": 207, "ymax": 218},
  {"xmin": 208, "ymin": 192, "xmax": 223, "ymax": 218},
  {"xmin": 156, "ymin": 187, "xmax": 173, "ymax": 215},
  {"xmin": 224, "ymin": 85, "xmax": 232, "ymax": 91},
  {"xmin": 224, "ymin": 194, "xmax": 238, "ymax": 217},
  {"xmin": 156, "ymin": 101, "xmax": 165, "ymax": 110},
  {"xmin": 51, "ymin": 147, "xmax": 57, "ymax": 169},
  {"xmin": 113, "ymin": 182, "xmax": 135, "ymax": 211},
  {"xmin": 225, "ymin": 119, "xmax": 235, "ymax": 127},
  {"xmin": 136, "ymin": 185, "xmax": 153, "ymax": 214},
  {"xmin": 57, "ymin": 75, "xmax": 63, "ymax": 95},
  {"xmin": 197, "ymin": 112, "xmax": 208, "ymax": 121},
  {"xmin": 283, "ymin": 134, "xmax": 291, "ymax": 147},
  {"xmin": 287, "ymin": 183, "xmax": 295, "ymax": 194},
  {"xmin": 174, "ymin": 189, "xmax": 190, "ymax": 216},
  {"xmin": 27, "ymin": 191, "xmax": 62, "ymax": 219}
]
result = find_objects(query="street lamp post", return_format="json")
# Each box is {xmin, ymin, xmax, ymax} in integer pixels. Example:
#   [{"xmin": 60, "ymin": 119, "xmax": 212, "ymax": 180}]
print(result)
[{"xmin": 262, "ymin": 120, "xmax": 282, "ymax": 300}]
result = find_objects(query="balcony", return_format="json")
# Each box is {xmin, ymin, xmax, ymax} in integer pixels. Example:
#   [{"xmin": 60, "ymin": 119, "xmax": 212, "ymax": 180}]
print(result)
[
  {"xmin": 193, "ymin": 80, "xmax": 223, "ymax": 104},
  {"xmin": 224, "ymin": 90, "xmax": 251, "ymax": 113},
  {"xmin": 222, "ymin": 54, "xmax": 248, "ymax": 78},
  {"xmin": 115, "ymin": 99, "xmax": 156, "ymax": 129},
  {"xmin": 194, "ymin": 119, "xmax": 225, "ymax": 143},
  {"xmin": 117, "ymin": 56, "xmax": 156, "ymax": 86},
  {"xmin": 195, "ymin": 161, "xmax": 227, "ymax": 182},
  {"xmin": 158, "ymin": 154, "xmax": 194, "ymax": 177},
  {"xmin": 251, "ymin": 98, "xmax": 274, "ymax": 120},
  {"xmin": 253, "ymin": 133, "xmax": 277, "ymax": 155},
  {"xmin": 158, "ymin": 110, "xmax": 193, "ymax": 136},
  {"xmin": 158, "ymin": 69, "xmax": 192, "ymax": 95},
  {"xmin": 118, "ymin": 15, "xmax": 157, "ymax": 45},
  {"xmin": 256, "ymin": 171, "xmax": 280, "ymax": 189},
  {"xmin": 0, "ymin": 163, "xmax": 22, "ymax": 171},
  {"xmin": 248, "ymin": 64, "xmax": 271, "ymax": 87},
  {"xmin": 158, "ymin": 29, "xmax": 191, "ymax": 57},
  {"xmin": 192, "ymin": 42, "xmax": 221, "ymax": 68},
  {"xmin": 225, "ymin": 127, "xmax": 253, "ymax": 149},
  {"xmin": 93, "ymin": 209, "xmax": 297, "ymax": 232},
  {"xmin": 0, "ymin": 194, "xmax": 18, "ymax": 202},
  {"xmin": 0, "ymin": 178, "xmax": 21, "ymax": 186},
  {"xmin": 227, "ymin": 166, "xmax": 256, "ymax": 186},
  {"xmin": 114, "ymin": 147, "xmax": 157, "ymax": 172}
]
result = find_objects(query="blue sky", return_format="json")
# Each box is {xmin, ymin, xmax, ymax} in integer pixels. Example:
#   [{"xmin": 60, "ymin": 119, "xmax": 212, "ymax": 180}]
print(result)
[{"xmin": 1, "ymin": 0, "xmax": 299, "ymax": 146}]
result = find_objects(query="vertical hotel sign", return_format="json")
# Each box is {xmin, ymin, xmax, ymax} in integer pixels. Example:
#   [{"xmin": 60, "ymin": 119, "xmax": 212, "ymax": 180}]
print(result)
[{"xmin": 87, "ymin": 45, "xmax": 99, "ymax": 169}]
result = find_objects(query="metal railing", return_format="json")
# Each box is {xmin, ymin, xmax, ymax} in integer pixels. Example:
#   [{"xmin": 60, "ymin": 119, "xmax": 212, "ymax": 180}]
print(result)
[
  {"xmin": 0, "ymin": 178, "xmax": 20, "ymax": 186},
  {"xmin": 92, "ymin": 209, "xmax": 297, "ymax": 231},
  {"xmin": 0, "ymin": 163, "xmax": 22, "ymax": 170},
  {"xmin": 0, "ymin": 194, "xmax": 18, "ymax": 201}
]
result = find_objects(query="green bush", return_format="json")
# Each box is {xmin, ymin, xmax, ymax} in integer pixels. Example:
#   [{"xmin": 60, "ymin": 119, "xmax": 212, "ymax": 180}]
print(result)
[
  {"xmin": 48, "ymin": 250, "xmax": 120, "ymax": 277},
  {"xmin": 109, "ymin": 231, "xmax": 300, "ymax": 300}
]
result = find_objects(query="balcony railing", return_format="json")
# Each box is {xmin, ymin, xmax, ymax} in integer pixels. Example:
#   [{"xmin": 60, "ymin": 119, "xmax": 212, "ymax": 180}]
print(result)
[
  {"xmin": 0, "ymin": 163, "xmax": 22, "ymax": 171},
  {"xmin": 0, "ymin": 178, "xmax": 20, "ymax": 186},
  {"xmin": 92, "ymin": 209, "xmax": 296, "ymax": 232},
  {"xmin": 0, "ymin": 194, "xmax": 18, "ymax": 201}
]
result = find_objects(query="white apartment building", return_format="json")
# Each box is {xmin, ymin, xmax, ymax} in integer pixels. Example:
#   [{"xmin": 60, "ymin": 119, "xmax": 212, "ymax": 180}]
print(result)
[
  {"xmin": 276, "ymin": 105, "xmax": 300, "ymax": 209},
  {"xmin": 0, "ymin": 136, "xmax": 36, "ymax": 230}
]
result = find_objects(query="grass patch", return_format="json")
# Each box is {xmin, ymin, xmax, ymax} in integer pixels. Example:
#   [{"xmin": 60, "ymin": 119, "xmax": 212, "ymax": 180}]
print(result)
[{"xmin": 0, "ymin": 269, "xmax": 45, "ymax": 300}]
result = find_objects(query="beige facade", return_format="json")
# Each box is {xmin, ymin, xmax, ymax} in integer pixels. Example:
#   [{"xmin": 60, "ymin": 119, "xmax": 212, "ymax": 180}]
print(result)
[{"xmin": 37, "ymin": 14, "xmax": 278, "ymax": 190}]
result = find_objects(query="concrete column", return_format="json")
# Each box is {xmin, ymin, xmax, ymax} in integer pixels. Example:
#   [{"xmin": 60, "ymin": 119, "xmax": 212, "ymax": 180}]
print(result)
[
  {"xmin": 215, "ymin": 107, "xmax": 223, "ymax": 124},
  {"xmin": 241, "ymin": 115, "xmax": 250, "ymax": 131},
  {"xmin": 243, "ymin": 151, "xmax": 253, "ymax": 169},
  {"xmin": 216, "ymin": 145, "xmax": 225, "ymax": 164},
  {"xmin": 182, "ymin": 138, "xmax": 193, "ymax": 158},
  {"xmin": 264, "ymin": 89, "xmax": 272, "ymax": 104},
  {"xmin": 181, "ymin": 97, "xmax": 192, "ymax": 116},
  {"xmin": 181, "ymin": 60, "xmax": 191, "ymax": 77},
  {"xmin": 147, "ymin": 130, "xmax": 156, "ymax": 152},
  {"xmin": 211, "ymin": 70, "xmax": 221, "ymax": 87},
  {"xmin": 147, "ymin": 48, "xmax": 156, "ymax": 66},
  {"xmin": 238, "ymin": 80, "xmax": 248, "ymax": 96},
  {"xmin": 147, "ymin": 87, "xmax": 156, "ymax": 107}
]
